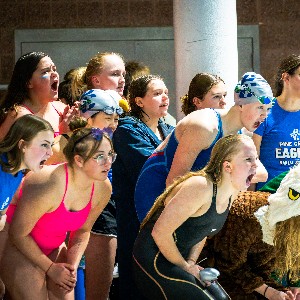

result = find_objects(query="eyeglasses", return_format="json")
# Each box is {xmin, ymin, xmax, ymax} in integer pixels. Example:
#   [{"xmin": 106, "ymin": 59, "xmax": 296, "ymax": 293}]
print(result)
[
  {"xmin": 89, "ymin": 105, "xmax": 124, "ymax": 116},
  {"xmin": 93, "ymin": 152, "xmax": 117, "ymax": 165}
]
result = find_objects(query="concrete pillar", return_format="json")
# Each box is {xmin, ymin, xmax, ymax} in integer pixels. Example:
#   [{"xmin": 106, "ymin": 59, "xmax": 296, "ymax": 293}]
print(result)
[{"xmin": 173, "ymin": 0, "xmax": 238, "ymax": 119}]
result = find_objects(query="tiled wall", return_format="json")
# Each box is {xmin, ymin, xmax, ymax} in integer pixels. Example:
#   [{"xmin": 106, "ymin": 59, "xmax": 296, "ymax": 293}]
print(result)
[{"xmin": 0, "ymin": 0, "xmax": 299, "ymax": 99}]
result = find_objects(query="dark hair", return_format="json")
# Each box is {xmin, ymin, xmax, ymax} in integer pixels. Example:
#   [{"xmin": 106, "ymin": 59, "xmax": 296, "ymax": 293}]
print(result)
[
  {"xmin": 181, "ymin": 73, "xmax": 225, "ymax": 115},
  {"xmin": 124, "ymin": 61, "xmax": 150, "ymax": 97},
  {"xmin": 63, "ymin": 127, "xmax": 113, "ymax": 167},
  {"xmin": 0, "ymin": 52, "xmax": 48, "ymax": 114},
  {"xmin": 58, "ymin": 80, "xmax": 73, "ymax": 106},
  {"xmin": 0, "ymin": 114, "xmax": 54, "ymax": 173},
  {"xmin": 128, "ymin": 74, "xmax": 163, "ymax": 119},
  {"xmin": 275, "ymin": 54, "xmax": 300, "ymax": 97}
]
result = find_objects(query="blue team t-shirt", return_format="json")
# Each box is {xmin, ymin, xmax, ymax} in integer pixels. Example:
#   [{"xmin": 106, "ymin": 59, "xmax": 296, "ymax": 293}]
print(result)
[
  {"xmin": 0, "ymin": 154, "xmax": 24, "ymax": 210},
  {"xmin": 254, "ymin": 100, "xmax": 300, "ymax": 190}
]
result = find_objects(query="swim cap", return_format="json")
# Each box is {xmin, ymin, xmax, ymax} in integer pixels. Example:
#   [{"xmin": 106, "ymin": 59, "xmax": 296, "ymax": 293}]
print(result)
[
  {"xmin": 80, "ymin": 89, "xmax": 123, "ymax": 119},
  {"xmin": 234, "ymin": 72, "xmax": 275, "ymax": 105}
]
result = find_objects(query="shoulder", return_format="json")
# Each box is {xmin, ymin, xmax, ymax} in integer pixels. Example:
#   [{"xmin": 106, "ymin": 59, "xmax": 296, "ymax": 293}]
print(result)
[
  {"xmin": 176, "ymin": 174, "xmax": 211, "ymax": 198},
  {"xmin": 22, "ymin": 164, "xmax": 64, "ymax": 194},
  {"xmin": 175, "ymin": 109, "xmax": 220, "ymax": 144},
  {"xmin": 92, "ymin": 179, "xmax": 112, "ymax": 205},
  {"xmin": 230, "ymin": 191, "xmax": 270, "ymax": 219}
]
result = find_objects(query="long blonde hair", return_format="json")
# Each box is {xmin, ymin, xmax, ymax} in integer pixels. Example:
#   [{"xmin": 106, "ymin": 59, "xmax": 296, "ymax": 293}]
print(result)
[
  {"xmin": 274, "ymin": 216, "xmax": 300, "ymax": 283},
  {"xmin": 141, "ymin": 134, "xmax": 253, "ymax": 228}
]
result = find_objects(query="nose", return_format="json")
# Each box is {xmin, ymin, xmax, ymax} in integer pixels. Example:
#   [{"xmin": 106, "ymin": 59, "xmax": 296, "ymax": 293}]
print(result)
[
  {"xmin": 109, "ymin": 122, "xmax": 118, "ymax": 131},
  {"xmin": 47, "ymin": 147, "xmax": 53, "ymax": 156},
  {"xmin": 119, "ymin": 74, "xmax": 125, "ymax": 83},
  {"xmin": 162, "ymin": 93, "xmax": 169, "ymax": 100},
  {"xmin": 253, "ymin": 159, "xmax": 258, "ymax": 169}
]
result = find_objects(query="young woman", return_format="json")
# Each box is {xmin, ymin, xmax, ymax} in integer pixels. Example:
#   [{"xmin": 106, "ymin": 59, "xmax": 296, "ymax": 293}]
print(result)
[
  {"xmin": 69, "ymin": 52, "xmax": 126, "ymax": 300},
  {"xmin": 0, "ymin": 127, "xmax": 114, "ymax": 300},
  {"xmin": 0, "ymin": 114, "xmax": 54, "ymax": 230},
  {"xmin": 133, "ymin": 134, "xmax": 258, "ymax": 300},
  {"xmin": 0, "ymin": 114, "xmax": 54, "ymax": 298},
  {"xmin": 181, "ymin": 72, "xmax": 227, "ymax": 116},
  {"xmin": 0, "ymin": 51, "xmax": 78, "ymax": 141},
  {"xmin": 134, "ymin": 71, "xmax": 274, "ymax": 222},
  {"xmin": 253, "ymin": 54, "xmax": 300, "ymax": 190},
  {"xmin": 112, "ymin": 74, "xmax": 174, "ymax": 299}
]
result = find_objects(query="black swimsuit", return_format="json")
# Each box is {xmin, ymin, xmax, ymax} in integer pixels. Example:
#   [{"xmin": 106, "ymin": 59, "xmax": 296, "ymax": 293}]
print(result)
[{"xmin": 133, "ymin": 184, "xmax": 231, "ymax": 300}]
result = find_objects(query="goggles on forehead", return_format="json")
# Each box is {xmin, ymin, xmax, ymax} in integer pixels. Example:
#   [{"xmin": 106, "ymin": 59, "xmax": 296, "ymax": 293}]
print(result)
[
  {"xmin": 234, "ymin": 85, "xmax": 275, "ymax": 105},
  {"xmin": 88, "ymin": 105, "xmax": 124, "ymax": 116}
]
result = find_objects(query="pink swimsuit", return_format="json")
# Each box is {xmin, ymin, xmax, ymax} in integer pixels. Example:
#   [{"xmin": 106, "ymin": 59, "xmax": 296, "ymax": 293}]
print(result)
[
  {"xmin": 20, "ymin": 103, "xmax": 60, "ymax": 137},
  {"xmin": 6, "ymin": 164, "xmax": 94, "ymax": 255}
]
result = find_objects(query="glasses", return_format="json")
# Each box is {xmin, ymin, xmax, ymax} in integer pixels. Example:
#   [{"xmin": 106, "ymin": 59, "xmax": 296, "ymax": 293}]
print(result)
[
  {"xmin": 88, "ymin": 105, "xmax": 124, "ymax": 116},
  {"xmin": 93, "ymin": 152, "xmax": 117, "ymax": 165}
]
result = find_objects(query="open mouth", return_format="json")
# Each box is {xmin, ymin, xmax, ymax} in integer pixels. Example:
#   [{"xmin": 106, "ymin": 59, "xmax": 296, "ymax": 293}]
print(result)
[
  {"xmin": 253, "ymin": 121, "xmax": 262, "ymax": 129},
  {"xmin": 160, "ymin": 103, "xmax": 168, "ymax": 107},
  {"xmin": 51, "ymin": 81, "xmax": 58, "ymax": 91},
  {"xmin": 246, "ymin": 174, "xmax": 254, "ymax": 186},
  {"xmin": 40, "ymin": 160, "xmax": 46, "ymax": 167}
]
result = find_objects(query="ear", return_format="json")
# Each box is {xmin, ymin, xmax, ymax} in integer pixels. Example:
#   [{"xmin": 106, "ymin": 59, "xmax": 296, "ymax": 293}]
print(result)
[
  {"xmin": 281, "ymin": 72, "xmax": 290, "ymax": 83},
  {"xmin": 223, "ymin": 161, "xmax": 232, "ymax": 173},
  {"xmin": 91, "ymin": 75, "xmax": 101, "ymax": 87},
  {"xmin": 74, "ymin": 154, "xmax": 84, "ymax": 168},
  {"xmin": 193, "ymin": 97, "xmax": 202, "ymax": 109},
  {"xmin": 27, "ymin": 79, "xmax": 33, "ymax": 89},
  {"xmin": 18, "ymin": 139, "xmax": 26, "ymax": 152},
  {"xmin": 135, "ymin": 97, "xmax": 144, "ymax": 108}
]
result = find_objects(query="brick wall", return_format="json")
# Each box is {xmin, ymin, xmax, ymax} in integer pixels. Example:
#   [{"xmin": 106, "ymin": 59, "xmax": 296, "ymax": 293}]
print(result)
[{"xmin": 0, "ymin": 0, "xmax": 299, "ymax": 99}]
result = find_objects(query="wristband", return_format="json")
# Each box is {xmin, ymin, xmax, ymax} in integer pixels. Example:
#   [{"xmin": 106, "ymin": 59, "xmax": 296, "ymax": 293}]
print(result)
[
  {"xmin": 263, "ymin": 285, "xmax": 269, "ymax": 297},
  {"xmin": 45, "ymin": 262, "xmax": 54, "ymax": 275},
  {"xmin": 187, "ymin": 258, "xmax": 197, "ymax": 264}
]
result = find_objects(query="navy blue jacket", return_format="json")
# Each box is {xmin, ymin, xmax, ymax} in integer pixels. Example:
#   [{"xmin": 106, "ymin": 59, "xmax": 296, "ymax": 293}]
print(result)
[{"xmin": 112, "ymin": 116, "xmax": 174, "ymax": 206}]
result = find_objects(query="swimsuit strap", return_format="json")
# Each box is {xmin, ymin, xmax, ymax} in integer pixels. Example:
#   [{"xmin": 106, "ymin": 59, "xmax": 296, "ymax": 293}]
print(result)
[
  {"xmin": 62, "ymin": 163, "xmax": 69, "ymax": 203},
  {"xmin": 51, "ymin": 103, "xmax": 61, "ymax": 116},
  {"xmin": 19, "ymin": 104, "xmax": 34, "ymax": 114}
]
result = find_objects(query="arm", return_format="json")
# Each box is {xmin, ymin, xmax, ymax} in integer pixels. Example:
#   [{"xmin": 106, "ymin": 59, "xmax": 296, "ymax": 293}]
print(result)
[
  {"xmin": 66, "ymin": 179, "xmax": 111, "ymax": 269},
  {"xmin": 152, "ymin": 176, "xmax": 210, "ymax": 279},
  {"xmin": 186, "ymin": 238, "xmax": 207, "ymax": 267},
  {"xmin": 166, "ymin": 111, "xmax": 218, "ymax": 187}
]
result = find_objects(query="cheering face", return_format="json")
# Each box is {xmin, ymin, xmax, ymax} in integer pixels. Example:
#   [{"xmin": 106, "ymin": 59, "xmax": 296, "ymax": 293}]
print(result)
[
  {"xmin": 21, "ymin": 130, "xmax": 54, "ymax": 172},
  {"xmin": 27, "ymin": 56, "xmax": 59, "ymax": 102},
  {"xmin": 225, "ymin": 139, "xmax": 258, "ymax": 191},
  {"xmin": 239, "ymin": 101, "xmax": 272, "ymax": 132},
  {"xmin": 92, "ymin": 54, "xmax": 126, "ymax": 96}
]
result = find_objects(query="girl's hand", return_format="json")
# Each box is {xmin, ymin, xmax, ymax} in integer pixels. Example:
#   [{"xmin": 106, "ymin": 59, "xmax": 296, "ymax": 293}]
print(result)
[
  {"xmin": 58, "ymin": 103, "xmax": 80, "ymax": 134},
  {"xmin": 46, "ymin": 263, "xmax": 77, "ymax": 291},
  {"xmin": 183, "ymin": 262, "xmax": 202, "ymax": 281},
  {"xmin": 267, "ymin": 288, "xmax": 295, "ymax": 300}
]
